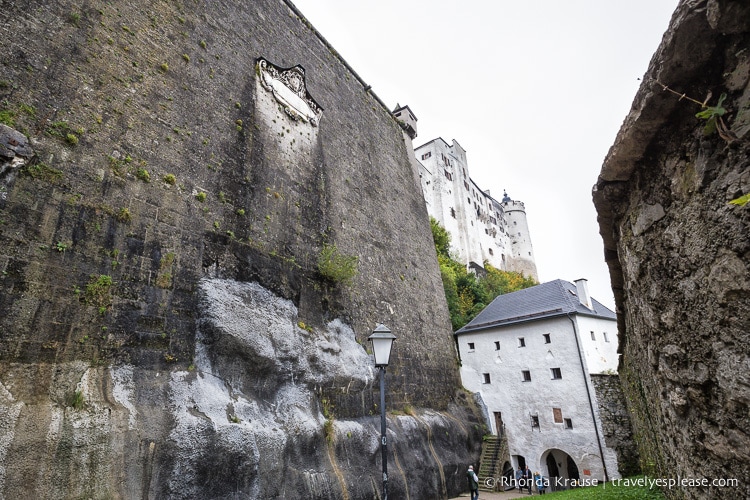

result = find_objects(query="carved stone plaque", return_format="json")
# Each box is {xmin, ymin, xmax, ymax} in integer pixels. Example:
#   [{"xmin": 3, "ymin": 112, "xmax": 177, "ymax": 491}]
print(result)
[{"xmin": 257, "ymin": 58, "xmax": 323, "ymax": 126}]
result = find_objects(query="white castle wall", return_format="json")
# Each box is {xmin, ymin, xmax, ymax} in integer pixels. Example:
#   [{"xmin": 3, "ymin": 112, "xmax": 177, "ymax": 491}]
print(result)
[{"xmin": 415, "ymin": 138, "xmax": 538, "ymax": 280}]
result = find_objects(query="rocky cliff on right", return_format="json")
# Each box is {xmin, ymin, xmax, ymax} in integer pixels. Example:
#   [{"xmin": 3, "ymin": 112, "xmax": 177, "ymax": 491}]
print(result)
[{"xmin": 593, "ymin": 1, "xmax": 749, "ymax": 498}]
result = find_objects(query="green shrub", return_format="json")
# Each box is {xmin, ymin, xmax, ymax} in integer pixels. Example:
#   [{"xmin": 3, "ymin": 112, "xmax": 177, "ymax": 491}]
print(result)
[
  {"xmin": 66, "ymin": 390, "xmax": 85, "ymax": 409},
  {"xmin": 83, "ymin": 275, "xmax": 113, "ymax": 309},
  {"xmin": 317, "ymin": 243, "xmax": 358, "ymax": 285},
  {"xmin": 136, "ymin": 167, "xmax": 150, "ymax": 182},
  {"xmin": 116, "ymin": 207, "xmax": 131, "ymax": 223},
  {"xmin": 195, "ymin": 192, "xmax": 207, "ymax": 202},
  {"xmin": 163, "ymin": 173, "xmax": 176, "ymax": 185}
]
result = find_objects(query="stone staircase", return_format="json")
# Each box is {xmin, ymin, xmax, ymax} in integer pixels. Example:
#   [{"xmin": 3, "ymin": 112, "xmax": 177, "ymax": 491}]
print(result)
[{"xmin": 477, "ymin": 435, "xmax": 503, "ymax": 492}]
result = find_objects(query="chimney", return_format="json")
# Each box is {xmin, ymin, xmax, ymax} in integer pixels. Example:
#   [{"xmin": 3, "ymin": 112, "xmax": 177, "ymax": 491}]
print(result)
[{"xmin": 574, "ymin": 279, "xmax": 592, "ymax": 309}]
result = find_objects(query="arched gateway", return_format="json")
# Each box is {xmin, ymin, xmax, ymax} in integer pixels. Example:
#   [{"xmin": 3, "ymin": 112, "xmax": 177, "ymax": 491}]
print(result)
[{"xmin": 541, "ymin": 449, "xmax": 580, "ymax": 492}]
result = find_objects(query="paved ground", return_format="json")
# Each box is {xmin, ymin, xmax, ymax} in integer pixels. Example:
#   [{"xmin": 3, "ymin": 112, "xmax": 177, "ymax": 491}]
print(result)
[{"xmin": 450, "ymin": 489, "xmax": 541, "ymax": 499}]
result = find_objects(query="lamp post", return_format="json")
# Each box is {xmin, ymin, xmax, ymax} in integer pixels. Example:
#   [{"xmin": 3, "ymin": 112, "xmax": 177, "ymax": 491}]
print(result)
[{"xmin": 368, "ymin": 324, "xmax": 396, "ymax": 500}]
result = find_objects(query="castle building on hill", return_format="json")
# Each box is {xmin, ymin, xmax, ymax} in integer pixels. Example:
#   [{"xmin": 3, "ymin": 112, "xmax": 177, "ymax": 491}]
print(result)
[{"xmin": 396, "ymin": 104, "xmax": 537, "ymax": 280}]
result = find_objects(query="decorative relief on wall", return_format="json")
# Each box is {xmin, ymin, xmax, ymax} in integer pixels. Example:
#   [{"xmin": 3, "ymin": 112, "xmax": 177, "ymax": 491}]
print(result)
[{"xmin": 257, "ymin": 58, "xmax": 323, "ymax": 126}]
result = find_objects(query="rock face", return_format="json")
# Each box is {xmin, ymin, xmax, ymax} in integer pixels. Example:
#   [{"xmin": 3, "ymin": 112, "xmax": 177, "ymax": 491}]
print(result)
[
  {"xmin": 593, "ymin": 1, "xmax": 750, "ymax": 498},
  {"xmin": 0, "ymin": 1, "xmax": 483, "ymax": 498}
]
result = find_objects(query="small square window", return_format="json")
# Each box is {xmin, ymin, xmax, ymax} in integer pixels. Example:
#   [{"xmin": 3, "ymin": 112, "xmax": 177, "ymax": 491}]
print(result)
[
  {"xmin": 603, "ymin": 332, "xmax": 610, "ymax": 342},
  {"xmin": 543, "ymin": 333, "xmax": 551, "ymax": 344},
  {"xmin": 564, "ymin": 418, "xmax": 573, "ymax": 429},
  {"xmin": 483, "ymin": 373, "xmax": 491, "ymax": 384},
  {"xmin": 551, "ymin": 368, "xmax": 562, "ymax": 380},
  {"xmin": 518, "ymin": 337, "xmax": 526, "ymax": 348},
  {"xmin": 494, "ymin": 341, "xmax": 500, "ymax": 351},
  {"xmin": 522, "ymin": 370, "xmax": 531, "ymax": 382},
  {"xmin": 531, "ymin": 415, "xmax": 540, "ymax": 428},
  {"xmin": 467, "ymin": 342, "xmax": 475, "ymax": 351}
]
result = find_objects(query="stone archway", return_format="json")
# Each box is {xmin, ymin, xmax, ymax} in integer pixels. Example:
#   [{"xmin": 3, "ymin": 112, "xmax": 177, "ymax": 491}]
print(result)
[{"xmin": 541, "ymin": 448, "xmax": 579, "ymax": 492}]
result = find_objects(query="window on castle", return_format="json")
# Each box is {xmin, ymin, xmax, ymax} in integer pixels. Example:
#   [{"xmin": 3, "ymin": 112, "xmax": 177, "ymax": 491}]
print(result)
[
  {"xmin": 522, "ymin": 370, "xmax": 531, "ymax": 382},
  {"xmin": 467, "ymin": 342, "xmax": 475, "ymax": 351},
  {"xmin": 488, "ymin": 248, "xmax": 494, "ymax": 256},
  {"xmin": 551, "ymin": 368, "xmax": 562, "ymax": 380},
  {"xmin": 444, "ymin": 170, "xmax": 452, "ymax": 181},
  {"xmin": 590, "ymin": 331, "xmax": 596, "ymax": 341},
  {"xmin": 553, "ymin": 407, "xmax": 563, "ymax": 423},
  {"xmin": 464, "ymin": 182, "xmax": 469, "ymax": 190},
  {"xmin": 543, "ymin": 333, "xmax": 551, "ymax": 344},
  {"xmin": 450, "ymin": 207, "xmax": 456, "ymax": 218},
  {"xmin": 531, "ymin": 415, "xmax": 540, "ymax": 428},
  {"xmin": 603, "ymin": 332, "xmax": 610, "ymax": 342},
  {"xmin": 564, "ymin": 418, "xmax": 573, "ymax": 429},
  {"xmin": 494, "ymin": 341, "xmax": 500, "ymax": 351},
  {"xmin": 483, "ymin": 373, "xmax": 491, "ymax": 384},
  {"xmin": 421, "ymin": 151, "xmax": 431, "ymax": 160},
  {"xmin": 518, "ymin": 337, "xmax": 526, "ymax": 348}
]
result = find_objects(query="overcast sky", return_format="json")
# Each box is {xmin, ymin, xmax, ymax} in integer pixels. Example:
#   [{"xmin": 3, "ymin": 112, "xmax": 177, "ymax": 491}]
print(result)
[{"xmin": 290, "ymin": 0, "xmax": 679, "ymax": 310}]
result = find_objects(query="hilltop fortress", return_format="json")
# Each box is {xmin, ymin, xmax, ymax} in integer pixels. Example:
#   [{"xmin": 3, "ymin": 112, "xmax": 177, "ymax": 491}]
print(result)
[{"xmin": 394, "ymin": 105, "xmax": 538, "ymax": 280}]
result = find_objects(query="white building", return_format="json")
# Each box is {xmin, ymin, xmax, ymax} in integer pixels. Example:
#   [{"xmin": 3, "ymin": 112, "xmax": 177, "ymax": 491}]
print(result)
[{"xmin": 455, "ymin": 279, "xmax": 621, "ymax": 488}]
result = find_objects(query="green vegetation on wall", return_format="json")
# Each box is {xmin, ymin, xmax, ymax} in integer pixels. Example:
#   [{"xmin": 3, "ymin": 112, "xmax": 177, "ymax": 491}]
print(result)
[
  {"xmin": 317, "ymin": 243, "xmax": 358, "ymax": 285},
  {"xmin": 430, "ymin": 217, "xmax": 536, "ymax": 331}
]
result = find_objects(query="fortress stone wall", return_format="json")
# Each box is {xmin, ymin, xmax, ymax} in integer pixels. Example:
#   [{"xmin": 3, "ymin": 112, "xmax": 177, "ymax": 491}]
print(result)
[
  {"xmin": 0, "ymin": 1, "xmax": 483, "ymax": 498},
  {"xmin": 594, "ymin": 1, "xmax": 750, "ymax": 498}
]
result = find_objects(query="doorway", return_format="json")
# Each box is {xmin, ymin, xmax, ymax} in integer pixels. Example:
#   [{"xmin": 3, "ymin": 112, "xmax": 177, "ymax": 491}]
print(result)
[{"xmin": 494, "ymin": 412, "xmax": 504, "ymax": 437}]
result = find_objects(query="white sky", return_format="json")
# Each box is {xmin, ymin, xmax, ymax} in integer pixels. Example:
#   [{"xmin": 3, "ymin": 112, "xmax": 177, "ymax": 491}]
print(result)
[{"xmin": 290, "ymin": 0, "xmax": 679, "ymax": 310}]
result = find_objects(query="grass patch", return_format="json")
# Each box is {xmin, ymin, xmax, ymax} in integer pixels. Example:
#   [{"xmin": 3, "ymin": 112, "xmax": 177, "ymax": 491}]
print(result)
[
  {"xmin": 23, "ymin": 162, "xmax": 63, "ymax": 183},
  {"xmin": 540, "ymin": 479, "xmax": 666, "ymax": 499}
]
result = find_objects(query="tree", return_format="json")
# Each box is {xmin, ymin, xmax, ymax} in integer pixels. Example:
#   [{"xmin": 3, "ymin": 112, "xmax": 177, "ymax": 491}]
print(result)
[{"xmin": 429, "ymin": 218, "xmax": 537, "ymax": 330}]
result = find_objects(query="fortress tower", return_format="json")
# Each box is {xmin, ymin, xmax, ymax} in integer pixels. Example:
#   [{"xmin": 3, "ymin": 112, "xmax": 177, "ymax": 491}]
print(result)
[{"xmin": 502, "ymin": 192, "xmax": 538, "ymax": 279}]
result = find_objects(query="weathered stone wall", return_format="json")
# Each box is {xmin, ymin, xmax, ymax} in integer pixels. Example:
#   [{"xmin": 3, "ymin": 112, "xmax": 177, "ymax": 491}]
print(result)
[
  {"xmin": 0, "ymin": 0, "xmax": 482, "ymax": 498},
  {"xmin": 594, "ymin": 1, "xmax": 750, "ymax": 498},
  {"xmin": 589, "ymin": 374, "xmax": 640, "ymax": 477}
]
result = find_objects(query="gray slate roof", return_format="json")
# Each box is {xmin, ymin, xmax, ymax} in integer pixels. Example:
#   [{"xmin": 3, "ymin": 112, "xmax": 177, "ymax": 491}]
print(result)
[{"xmin": 456, "ymin": 279, "xmax": 616, "ymax": 335}]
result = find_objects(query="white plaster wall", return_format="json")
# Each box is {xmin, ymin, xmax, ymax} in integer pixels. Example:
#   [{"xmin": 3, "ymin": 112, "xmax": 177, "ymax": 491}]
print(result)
[
  {"xmin": 576, "ymin": 315, "xmax": 620, "ymax": 374},
  {"xmin": 458, "ymin": 316, "xmax": 616, "ymax": 482}
]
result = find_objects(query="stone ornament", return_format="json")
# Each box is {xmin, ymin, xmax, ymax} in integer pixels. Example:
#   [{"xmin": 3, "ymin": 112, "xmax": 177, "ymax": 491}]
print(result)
[{"xmin": 257, "ymin": 58, "xmax": 323, "ymax": 126}]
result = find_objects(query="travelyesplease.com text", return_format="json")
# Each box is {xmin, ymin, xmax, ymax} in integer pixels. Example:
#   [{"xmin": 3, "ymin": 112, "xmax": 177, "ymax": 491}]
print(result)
[{"xmin": 483, "ymin": 475, "xmax": 740, "ymax": 490}]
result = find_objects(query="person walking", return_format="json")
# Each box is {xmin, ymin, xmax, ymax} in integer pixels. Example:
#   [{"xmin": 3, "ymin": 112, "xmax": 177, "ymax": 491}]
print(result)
[
  {"xmin": 534, "ymin": 471, "xmax": 547, "ymax": 494},
  {"xmin": 523, "ymin": 465, "xmax": 533, "ymax": 494},
  {"xmin": 467, "ymin": 465, "xmax": 479, "ymax": 500},
  {"xmin": 515, "ymin": 467, "xmax": 524, "ymax": 493}
]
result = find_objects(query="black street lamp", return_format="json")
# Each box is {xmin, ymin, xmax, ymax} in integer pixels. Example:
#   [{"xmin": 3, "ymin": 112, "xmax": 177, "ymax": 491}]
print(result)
[{"xmin": 368, "ymin": 324, "xmax": 396, "ymax": 500}]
